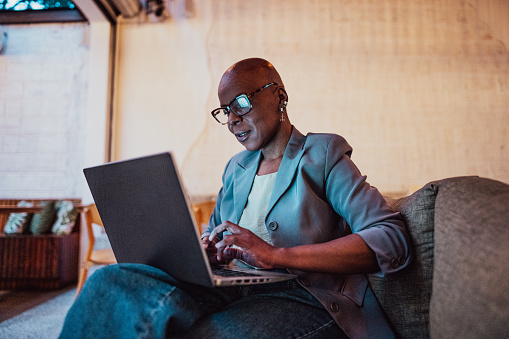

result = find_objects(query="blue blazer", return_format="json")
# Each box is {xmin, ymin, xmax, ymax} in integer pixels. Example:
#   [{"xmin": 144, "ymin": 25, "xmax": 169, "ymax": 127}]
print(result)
[{"xmin": 205, "ymin": 127, "xmax": 413, "ymax": 338}]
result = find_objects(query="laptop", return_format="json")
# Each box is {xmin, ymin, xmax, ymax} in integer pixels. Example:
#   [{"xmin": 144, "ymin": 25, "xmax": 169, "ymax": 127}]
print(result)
[{"xmin": 83, "ymin": 152, "xmax": 296, "ymax": 287}]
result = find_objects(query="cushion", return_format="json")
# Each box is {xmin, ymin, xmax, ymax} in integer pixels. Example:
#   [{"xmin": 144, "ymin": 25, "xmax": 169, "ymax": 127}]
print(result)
[
  {"xmin": 430, "ymin": 177, "xmax": 509, "ymax": 338},
  {"xmin": 4, "ymin": 201, "xmax": 34, "ymax": 234},
  {"xmin": 368, "ymin": 180, "xmax": 440, "ymax": 338},
  {"xmin": 52, "ymin": 200, "xmax": 78, "ymax": 235},
  {"xmin": 29, "ymin": 200, "xmax": 57, "ymax": 234}
]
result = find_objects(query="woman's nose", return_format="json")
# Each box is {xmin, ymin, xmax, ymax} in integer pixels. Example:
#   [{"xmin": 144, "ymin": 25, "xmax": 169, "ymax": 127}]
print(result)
[{"xmin": 227, "ymin": 111, "xmax": 242, "ymax": 126}]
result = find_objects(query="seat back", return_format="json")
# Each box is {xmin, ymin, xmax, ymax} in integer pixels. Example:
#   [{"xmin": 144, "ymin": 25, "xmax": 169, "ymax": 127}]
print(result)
[{"xmin": 192, "ymin": 200, "xmax": 216, "ymax": 233}]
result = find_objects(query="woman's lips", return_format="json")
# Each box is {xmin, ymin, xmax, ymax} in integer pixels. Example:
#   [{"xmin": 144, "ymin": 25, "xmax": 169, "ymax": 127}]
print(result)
[{"xmin": 235, "ymin": 130, "xmax": 251, "ymax": 142}]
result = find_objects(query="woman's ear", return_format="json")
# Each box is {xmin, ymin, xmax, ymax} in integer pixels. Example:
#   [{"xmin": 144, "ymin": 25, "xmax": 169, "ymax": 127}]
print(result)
[{"xmin": 278, "ymin": 87, "xmax": 288, "ymax": 103}]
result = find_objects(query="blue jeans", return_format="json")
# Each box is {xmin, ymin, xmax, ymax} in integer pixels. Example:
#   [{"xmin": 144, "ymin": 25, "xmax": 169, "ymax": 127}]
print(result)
[{"xmin": 60, "ymin": 264, "xmax": 347, "ymax": 339}]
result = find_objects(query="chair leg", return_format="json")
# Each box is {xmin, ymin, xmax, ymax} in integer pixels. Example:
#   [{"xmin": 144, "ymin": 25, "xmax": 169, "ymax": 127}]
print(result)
[{"xmin": 76, "ymin": 263, "xmax": 89, "ymax": 298}]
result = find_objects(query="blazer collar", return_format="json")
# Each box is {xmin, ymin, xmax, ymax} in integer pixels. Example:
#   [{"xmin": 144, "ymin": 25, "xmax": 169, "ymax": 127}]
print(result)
[
  {"xmin": 267, "ymin": 127, "xmax": 306, "ymax": 218},
  {"xmin": 233, "ymin": 151, "xmax": 260, "ymax": 222},
  {"xmin": 283, "ymin": 127, "xmax": 306, "ymax": 159},
  {"xmin": 232, "ymin": 127, "xmax": 307, "ymax": 222}
]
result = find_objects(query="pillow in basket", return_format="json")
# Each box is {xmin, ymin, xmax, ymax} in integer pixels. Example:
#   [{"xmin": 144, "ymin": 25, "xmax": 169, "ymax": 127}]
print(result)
[
  {"xmin": 29, "ymin": 200, "xmax": 57, "ymax": 235},
  {"xmin": 52, "ymin": 200, "xmax": 78, "ymax": 235},
  {"xmin": 4, "ymin": 201, "xmax": 34, "ymax": 234}
]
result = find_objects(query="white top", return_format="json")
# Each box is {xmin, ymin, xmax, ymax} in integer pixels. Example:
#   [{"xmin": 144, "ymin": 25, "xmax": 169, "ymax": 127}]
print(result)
[{"xmin": 237, "ymin": 172, "xmax": 277, "ymax": 245}]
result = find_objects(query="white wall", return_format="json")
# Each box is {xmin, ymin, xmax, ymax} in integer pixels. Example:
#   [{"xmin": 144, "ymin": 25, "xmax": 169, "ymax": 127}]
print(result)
[
  {"xmin": 113, "ymin": 16, "xmax": 211, "ymax": 167},
  {"xmin": 0, "ymin": 24, "xmax": 90, "ymax": 199},
  {"xmin": 81, "ymin": 22, "xmax": 112, "ymax": 204},
  {"xmin": 113, "ymin": 0, "xmax": 509, "ymax": 198}
]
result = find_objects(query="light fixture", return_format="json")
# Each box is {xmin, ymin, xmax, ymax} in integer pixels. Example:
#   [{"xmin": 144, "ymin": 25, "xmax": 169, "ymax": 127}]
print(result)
[{"xmin": 145, "ymin": 0, "xmax": 165, "ymax": 17}]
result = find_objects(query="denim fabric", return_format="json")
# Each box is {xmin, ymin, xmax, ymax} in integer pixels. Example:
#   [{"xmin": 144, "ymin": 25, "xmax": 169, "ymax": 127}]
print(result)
[{"xmin": 60, "ymin": 264, "xmax": 346, "ymax": 339}]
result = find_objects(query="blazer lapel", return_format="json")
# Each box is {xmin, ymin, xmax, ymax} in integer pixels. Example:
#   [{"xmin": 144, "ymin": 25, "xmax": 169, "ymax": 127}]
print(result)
[
  {"xmin": 233, "ymin": 151, "xmax": 260, "ymax": 223},
  {"xmin": 266, "ymin": 128, "xmax": 306, "ymax": 220}
]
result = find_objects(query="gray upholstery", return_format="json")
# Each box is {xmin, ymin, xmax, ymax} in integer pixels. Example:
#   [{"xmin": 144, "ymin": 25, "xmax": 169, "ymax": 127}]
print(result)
[
  {"xmin": 430, "ymin": 177, "xmax": 509, "ymax": 338},
  {"xmin": 371, "ymin": 181, "xmax": 439, "ymax": 338},
  {"xmin": 371, "ymin": 176, "xmax": 509, "ymax": 338}
]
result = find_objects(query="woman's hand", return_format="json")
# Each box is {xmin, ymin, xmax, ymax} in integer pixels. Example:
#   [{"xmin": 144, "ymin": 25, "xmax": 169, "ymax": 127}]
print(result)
[
  {"xmin": 202, "ymin": 235, "xmax": 224, "ymax": 266},
  {"xmin": 208, "ymin": 221, "xmax": 279, "ymax": 269}
]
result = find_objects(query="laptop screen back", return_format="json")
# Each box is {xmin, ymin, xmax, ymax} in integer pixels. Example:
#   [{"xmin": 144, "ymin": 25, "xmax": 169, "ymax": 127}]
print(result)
[{"xmin": 83, "ymin": 152, "xmax": 214, "ymax": 287}]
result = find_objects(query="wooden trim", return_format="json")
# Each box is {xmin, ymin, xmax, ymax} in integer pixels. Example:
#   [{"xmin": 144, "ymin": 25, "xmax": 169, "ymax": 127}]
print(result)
[{"xmin": 0, "ymin": 206, "xmax": 45, "ymax": 213}]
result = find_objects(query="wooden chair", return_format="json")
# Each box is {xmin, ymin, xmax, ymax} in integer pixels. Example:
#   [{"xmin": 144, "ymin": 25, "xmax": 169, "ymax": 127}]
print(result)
[
  {"xmin": 76, "ymin": 204, "xmax": 116, "ymax": 296},
  {"xmin": 192, "ymin": 200, "xmax": 216, "ymax": 233},
  {"xmin": 76, "ymin": 200, "xmax": 217, "ymax": 296}
]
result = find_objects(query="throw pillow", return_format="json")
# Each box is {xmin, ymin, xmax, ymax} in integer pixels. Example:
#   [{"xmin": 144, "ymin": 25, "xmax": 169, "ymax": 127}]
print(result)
[
  {"xmin": 4, "ymin": 201, "xmax": 34, "ymax": 234},
  {"xmin": 368, "ymin": 180, "xmax": 440, "ymax": 338},
  {"xmin": 52, "ymin": 200, "xmax": 78, "ymax": 235},
  {"xmin": 29, "ymin": 200, "xmax": 57, "ymax": 235}
]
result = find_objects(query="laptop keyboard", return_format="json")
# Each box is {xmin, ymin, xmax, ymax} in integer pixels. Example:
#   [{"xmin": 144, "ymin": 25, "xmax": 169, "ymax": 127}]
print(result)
[{"xmin": 212, "ymin": 267, "xmax": 261, "ymax": 277}]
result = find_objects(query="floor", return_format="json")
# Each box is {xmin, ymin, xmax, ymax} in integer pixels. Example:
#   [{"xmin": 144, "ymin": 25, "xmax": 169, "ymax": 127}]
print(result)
[{"xmin": 0, "ymin": 284, "xmax": 76, "ymax": 323}]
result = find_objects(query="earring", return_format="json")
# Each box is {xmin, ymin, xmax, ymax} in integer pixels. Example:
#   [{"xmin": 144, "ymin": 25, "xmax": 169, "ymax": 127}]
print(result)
[{"xmin": 280, "ymin": 101, "xmax": 287, "ymax": 122}]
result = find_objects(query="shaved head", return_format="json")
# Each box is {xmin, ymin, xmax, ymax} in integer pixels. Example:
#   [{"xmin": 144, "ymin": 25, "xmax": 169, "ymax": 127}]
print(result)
[
  {"xmin": 215, "ymin": 57, "xmax": 292, "ymax": 158},
  {"xmin": 219, "ymin": 58, "xmax": 284, "ymax": 94}
]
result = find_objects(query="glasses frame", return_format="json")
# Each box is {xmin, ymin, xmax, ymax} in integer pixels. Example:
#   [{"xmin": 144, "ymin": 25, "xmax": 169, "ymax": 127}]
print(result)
[{"xmin": 211, "ymin": 82, "xmax": 279, "ymax": 125}]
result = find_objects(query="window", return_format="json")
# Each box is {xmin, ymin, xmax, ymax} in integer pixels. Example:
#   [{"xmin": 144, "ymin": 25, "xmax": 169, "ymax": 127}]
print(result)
[
  {"xmin": 1, "ymin": 0, "xmax": 76, "ymax": 11},
  {"xmin": 0, "ymin": 0, "xmax": 86, "ymax": 23}
]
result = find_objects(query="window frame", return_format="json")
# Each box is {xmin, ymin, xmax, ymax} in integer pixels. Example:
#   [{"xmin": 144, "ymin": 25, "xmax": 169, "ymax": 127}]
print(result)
[{"xmin": 0, "ymin": 8, "xmax": 86, "ymax": 24}]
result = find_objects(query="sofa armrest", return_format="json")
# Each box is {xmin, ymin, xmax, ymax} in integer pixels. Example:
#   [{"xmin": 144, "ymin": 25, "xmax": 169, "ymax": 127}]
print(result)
[{"xmin": 431, "ymin": 176, "xmax": 509, "ymax": 338}]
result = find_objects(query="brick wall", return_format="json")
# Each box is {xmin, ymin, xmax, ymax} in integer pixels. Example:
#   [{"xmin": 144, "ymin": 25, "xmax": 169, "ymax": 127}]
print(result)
[{"xmin": 0, "ymin": 23, "xmax": 89, "ymax": 199}]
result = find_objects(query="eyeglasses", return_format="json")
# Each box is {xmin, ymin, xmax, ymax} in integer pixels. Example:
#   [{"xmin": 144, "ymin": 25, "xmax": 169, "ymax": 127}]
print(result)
[{"xmin": 211, "ymin": 82, "xmax": 279, "ymax": 125}]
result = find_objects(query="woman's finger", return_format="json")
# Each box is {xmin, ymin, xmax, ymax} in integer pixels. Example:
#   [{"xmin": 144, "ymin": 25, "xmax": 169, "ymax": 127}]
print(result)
[{"xmin": 208, "ymin": 221, "xmax": 242, "ymax": 241}]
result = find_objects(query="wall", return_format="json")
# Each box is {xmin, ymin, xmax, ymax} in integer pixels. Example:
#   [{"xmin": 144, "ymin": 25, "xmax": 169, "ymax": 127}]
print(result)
[
  {"xmin": 4, "ymin": 1, "xmax": 506, "ymax": 201},
  {"xmin": 0, "ymin": 24, "xmax": 90, "ymax": 199},
  {"xmin": 113, "ymin": 0, "xmax": 509, "ymax": 199}
]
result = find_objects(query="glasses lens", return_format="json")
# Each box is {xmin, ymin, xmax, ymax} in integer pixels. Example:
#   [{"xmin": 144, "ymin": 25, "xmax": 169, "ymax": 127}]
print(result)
[
  {"xmin": 230, "ymin": 95, "xmax": 251, "ymax": 116},
  {"xmin": 213, "ymin": 108, "xmax": 229, "ymax": 124}
]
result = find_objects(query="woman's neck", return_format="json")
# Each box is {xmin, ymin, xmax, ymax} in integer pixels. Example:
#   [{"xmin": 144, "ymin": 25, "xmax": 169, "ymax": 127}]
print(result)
[
  {"xmin": 257, "ymin": 155, "xmax": 283, "ymax": 175},
  {"xmin": 257, "ymin": 123, "xmax": 292, "ymax": 175}
]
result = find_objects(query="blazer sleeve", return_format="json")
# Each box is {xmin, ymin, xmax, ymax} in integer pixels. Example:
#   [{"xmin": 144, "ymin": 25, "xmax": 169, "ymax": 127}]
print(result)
[{"xmin": 324, "ymin": 135, "xmax": 414, "ymax": 275}]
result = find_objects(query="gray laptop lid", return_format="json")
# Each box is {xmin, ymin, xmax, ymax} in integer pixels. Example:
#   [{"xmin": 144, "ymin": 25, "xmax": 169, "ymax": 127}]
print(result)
[{"xmin": 83, "ymin": 152, "xmax": 215, "ymax": 287}]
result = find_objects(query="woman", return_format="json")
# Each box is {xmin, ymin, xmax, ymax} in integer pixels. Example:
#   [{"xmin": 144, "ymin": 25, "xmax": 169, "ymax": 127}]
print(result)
[{"xmin": 60, "ymin": 58, "xmax": 412, "ymax": 339}]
